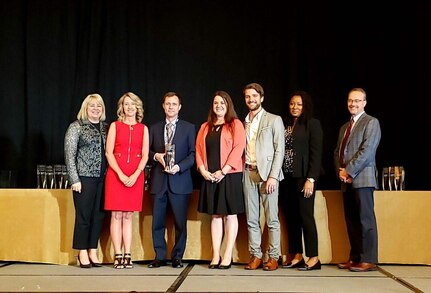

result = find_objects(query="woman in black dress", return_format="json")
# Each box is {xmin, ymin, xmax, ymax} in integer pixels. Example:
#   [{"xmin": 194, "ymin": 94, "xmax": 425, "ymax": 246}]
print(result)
[{"xmin": 196, "ymin": 91, "xmax": 246, "ymax": 269}]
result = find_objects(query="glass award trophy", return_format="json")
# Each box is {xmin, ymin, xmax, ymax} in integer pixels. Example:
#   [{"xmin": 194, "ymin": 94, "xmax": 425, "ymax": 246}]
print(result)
[
  {"xmin": 37, "ymin": 165, "xmax": 47, "ymax": 188},
  {"xmin": 62, "ymin": 165, "xmax": 69, "ymax": 189},
  {"xmin": 46, "ymin": 165, "xmax": 55, "ymax": 189},
  {"xmin": 144, "ymin": 164, "xmax": 151, "ymax": 191},
  {"xmin": 394, "ymin": 166, "xmax": 405, "ymax": 191},
  {"xmin": 382, "ymin": 167, "xmax": 389, "ymax": 191},
  {"xmin": 54, "ymin": 164, "xmax": 63, "ymax": 189},
  {"xmin": 165, "ymin": 143, "xmax": 175, "ymax": 171}
]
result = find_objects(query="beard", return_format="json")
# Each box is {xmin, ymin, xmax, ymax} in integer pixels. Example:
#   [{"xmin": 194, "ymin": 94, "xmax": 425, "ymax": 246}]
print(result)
[{"xmin": 247, "ymin": 102, "xmax": 261, "ymax": 111}]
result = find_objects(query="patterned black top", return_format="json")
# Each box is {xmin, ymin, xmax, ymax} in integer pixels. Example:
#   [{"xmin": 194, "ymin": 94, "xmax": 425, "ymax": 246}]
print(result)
[{"xmin": 283, "ymin": 125, "xmax": 295, "ymax": 173}]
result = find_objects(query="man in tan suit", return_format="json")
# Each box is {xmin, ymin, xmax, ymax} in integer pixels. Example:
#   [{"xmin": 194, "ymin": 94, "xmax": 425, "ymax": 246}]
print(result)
[{"xmin": 242, "ymin": 83, "xmax": 285, "ymax": 271}]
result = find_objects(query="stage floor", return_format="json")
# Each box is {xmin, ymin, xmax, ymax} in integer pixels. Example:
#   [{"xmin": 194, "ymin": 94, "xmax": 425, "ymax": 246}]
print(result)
[{"xmin": 1, "ymin": 261, "xmax": 429, "ymax": 292}]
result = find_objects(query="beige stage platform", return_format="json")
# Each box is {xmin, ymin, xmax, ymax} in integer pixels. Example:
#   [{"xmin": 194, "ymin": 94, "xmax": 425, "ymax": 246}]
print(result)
[
  {"xmin": 0, "ymin": 189, "xmax": 430, "ymax": 265},
  {"xmin": 2, "ymin": 262, "xmax": 431, "ymax": 293}
]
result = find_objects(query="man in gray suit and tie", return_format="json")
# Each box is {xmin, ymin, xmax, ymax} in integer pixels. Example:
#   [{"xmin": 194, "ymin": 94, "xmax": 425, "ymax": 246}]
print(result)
[
  {"xmin": 242, "ymin": 83, "xmax": 285, "ymax": 271},
  {"xmin": 334, "ymin": 87, "xmax": 381, "ymax": 272}
]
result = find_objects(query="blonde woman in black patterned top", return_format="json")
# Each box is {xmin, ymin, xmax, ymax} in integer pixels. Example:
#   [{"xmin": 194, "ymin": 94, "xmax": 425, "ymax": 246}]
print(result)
[{"xmin": 64, "ymin": 93, "xmax": 108, "ymax": 268}]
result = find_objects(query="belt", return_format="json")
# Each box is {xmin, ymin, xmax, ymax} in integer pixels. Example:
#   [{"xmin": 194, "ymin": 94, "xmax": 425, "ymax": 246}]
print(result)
[{"xmin": 245, "ymin": 163, "xmax": 257, "ymax": 171}]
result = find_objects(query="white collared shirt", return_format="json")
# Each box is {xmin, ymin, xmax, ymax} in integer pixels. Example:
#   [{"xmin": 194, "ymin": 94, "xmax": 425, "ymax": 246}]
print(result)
[{"xmin": 245, "ymin": 109, "xmax": 264, "ymax": 166}]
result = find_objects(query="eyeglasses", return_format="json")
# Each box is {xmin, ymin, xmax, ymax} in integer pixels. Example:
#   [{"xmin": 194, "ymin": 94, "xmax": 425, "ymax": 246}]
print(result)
[{"xmin": 347, "ymin": 99, "xmax": 365, "ymax": 104}]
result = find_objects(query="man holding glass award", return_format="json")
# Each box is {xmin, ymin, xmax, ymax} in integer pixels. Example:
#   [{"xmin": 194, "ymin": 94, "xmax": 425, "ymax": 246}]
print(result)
[{"xmin": 148, "ymin": 92, "xmax": 196, "ymax": 269}]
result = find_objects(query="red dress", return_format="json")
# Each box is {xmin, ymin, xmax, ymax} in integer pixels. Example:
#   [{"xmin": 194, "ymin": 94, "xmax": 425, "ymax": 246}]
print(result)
[{"xmin": 105, "ymin": 121, "xmax": 145, "ymax": 212}]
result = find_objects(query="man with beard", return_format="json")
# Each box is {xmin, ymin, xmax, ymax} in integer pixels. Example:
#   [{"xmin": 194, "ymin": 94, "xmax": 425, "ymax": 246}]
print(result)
[{"xmin": 242, "ymin": 83, "xmax": 285, "ymax": 271}]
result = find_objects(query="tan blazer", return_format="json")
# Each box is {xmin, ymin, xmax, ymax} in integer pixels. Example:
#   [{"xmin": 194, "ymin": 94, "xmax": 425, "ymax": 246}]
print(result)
[{"xmin": 251, "ymin": 109, "xmax": 285, "ymax": 182}]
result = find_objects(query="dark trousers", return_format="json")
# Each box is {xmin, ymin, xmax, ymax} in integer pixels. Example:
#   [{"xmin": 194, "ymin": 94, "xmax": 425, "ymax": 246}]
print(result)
[
  {"xmin": 280, "ymin": 176, "xmax": 318, "ymax": 257},
  {"xmin": 151, "ymin": 189, "xmax": 190, "ymax": 260},
  {"xmin": 343, "ymin": 186, "xmax": 378, "ymax": 263},
  {"xmin": 72, "ymin": 176, "xmax": 105, "ymax": 250}
]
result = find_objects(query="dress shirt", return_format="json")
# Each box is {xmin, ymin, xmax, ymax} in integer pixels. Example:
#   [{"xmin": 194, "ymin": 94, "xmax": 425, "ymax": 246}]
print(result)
[{"xmin": 245, "ymin": 109, "xmax": 264, "ymax": 166}]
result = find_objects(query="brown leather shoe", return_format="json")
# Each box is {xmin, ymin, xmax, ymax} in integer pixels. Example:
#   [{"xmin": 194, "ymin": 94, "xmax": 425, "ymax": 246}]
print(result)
[
  {"xmin": 349, "ymin": 262, "xmax": 377, "ymax": 272},
  {"xmin": 244, "ymin": 256, "xmax": 262, "ymax": 270},
  {"xmin": 263, "ymin": 257, "xmax": 278, "ymax": 271},
  {"xmin": 337, "ymin": 260, "xmax": 358, "ymax": 269}
]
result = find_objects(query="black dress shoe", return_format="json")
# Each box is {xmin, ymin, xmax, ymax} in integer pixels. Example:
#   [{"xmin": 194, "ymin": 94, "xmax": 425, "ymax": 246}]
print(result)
[
  {"xmin": 148, "ymin": 259, "xmax": 167, "ymax": 268},
  {"xmin": 208, "ymin": 257, "xmax": 221, "ymax": 269},
  {"xmin": 89, "ymin": 259, "xmax": 103, "ymax": 267},
  {"xmin": 282, "ymin": 258, "xmax": 305, "ymax": 268},
  {"xmin": 297, "ymin": 260, "xmax": 321, "ymax": 271},
  {"xmin": 172, "ymin": 258, "xmax": 183, "ymax": 268},
  {"xmin": 218, "ymin": 260, "xmax": 232, "ymax": 269},
  {"xmin": 77, "ymin": 255, "xmax": 91, "ymax": 269}
]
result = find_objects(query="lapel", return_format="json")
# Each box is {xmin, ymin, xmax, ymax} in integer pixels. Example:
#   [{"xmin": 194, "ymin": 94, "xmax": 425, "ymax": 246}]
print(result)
[
  {"xmin": 351, "ymin": 113, "xmax": 366, "ymax": 136},
  {"xmin": 256, "ymin": 109, "xmax": 267, "ymax": 137},
  {"xmin": 347, "ymin": 113, "xmax": 366, "ymax": 144},
  {"xmin": 171, "ymin": 119, "xmax": 180, "ymax": 143}
]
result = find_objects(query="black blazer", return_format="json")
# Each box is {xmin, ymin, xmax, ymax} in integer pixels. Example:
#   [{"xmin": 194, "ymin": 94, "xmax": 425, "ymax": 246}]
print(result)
[{"xmin": 290, "ymin": 118, "xmax": 323, "ymax": 180}]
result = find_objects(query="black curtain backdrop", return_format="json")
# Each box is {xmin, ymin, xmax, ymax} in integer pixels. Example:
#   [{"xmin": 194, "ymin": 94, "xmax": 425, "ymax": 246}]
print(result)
[{"xmin": 0, "ymin": 0, "xmax": 430, "ymax": 190}]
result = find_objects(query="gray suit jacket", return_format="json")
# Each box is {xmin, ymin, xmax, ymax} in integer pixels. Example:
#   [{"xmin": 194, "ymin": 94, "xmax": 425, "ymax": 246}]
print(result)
[
  {"xmin": 334, "ymin": 113, "xmax": 381, "ymax": 189},
  {"xmin": 252, "ymin": 109, "xmax": 285, "ymax": 181}
]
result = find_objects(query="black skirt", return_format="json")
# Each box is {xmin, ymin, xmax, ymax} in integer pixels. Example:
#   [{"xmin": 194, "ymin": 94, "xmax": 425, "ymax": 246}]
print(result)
[{"xmin": 198, "ymin": 172, "xmax": 244, "ymax": 215}]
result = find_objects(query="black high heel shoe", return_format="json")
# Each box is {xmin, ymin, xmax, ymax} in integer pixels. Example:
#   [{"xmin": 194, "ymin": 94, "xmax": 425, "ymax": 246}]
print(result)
[
  {"xmin": 208, "ymin": 257, "xmax": 221, "ymax": 269},
  {"xmin": 89, "ymin": 258, "xmax": 103, "ymax": 267},
  {"xmin": 123, "ymin": 253, "xmax": 133, "ymax": 269},
  {"xmin": 77, "ymin": 254, "xmax": 91, "ymax": 269},
  {"xmin": 218, "ymin": 259, "xmax": 232, "ymax": 269}
]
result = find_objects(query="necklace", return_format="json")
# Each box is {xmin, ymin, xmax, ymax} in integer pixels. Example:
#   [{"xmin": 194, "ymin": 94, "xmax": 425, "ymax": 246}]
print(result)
[
  {"xmin": 287, "ymin": 118, "xmax": 298, "ymax": 134},
  {"xmin": 213, "ymin": 123, "xmax": 224, "ymax": 132}
]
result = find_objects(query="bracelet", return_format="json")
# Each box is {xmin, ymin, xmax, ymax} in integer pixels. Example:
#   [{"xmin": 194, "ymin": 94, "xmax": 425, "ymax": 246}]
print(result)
[{"xmin": 220, "ymin": 170, "xmax": 226, "ymax": 176}]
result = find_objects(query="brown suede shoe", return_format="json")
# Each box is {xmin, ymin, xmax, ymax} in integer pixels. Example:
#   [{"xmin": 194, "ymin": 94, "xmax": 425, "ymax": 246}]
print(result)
[
  {"xmin": 263, "ymin": 257, "xmax": 278, "ymax": 271},
  {"xmin": 337, "ymin": 260, "xmax": 358, "ymax": 269},
  {"xmin": 349, "ymin": 262, "xmax": 377, "ymax": 272},
  {"xmin": 244, "ymin": 256, "xmax": 262, "ymax": 270}
]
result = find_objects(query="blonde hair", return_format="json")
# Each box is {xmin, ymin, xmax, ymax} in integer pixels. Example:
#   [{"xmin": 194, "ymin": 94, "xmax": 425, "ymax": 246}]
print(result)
[
  {"xmin": 116, "ymin": 92, "xmax": 144, "ymax": 122},
  {"xmin": 77, "ymin": 93, "xmax": 106, "ymax": 121}
]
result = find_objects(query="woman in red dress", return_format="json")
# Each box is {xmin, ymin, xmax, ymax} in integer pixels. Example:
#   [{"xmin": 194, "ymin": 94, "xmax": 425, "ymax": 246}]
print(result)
[{"xmin": 105, "ymin": 92, "xmax": 149, "ymax": 269}]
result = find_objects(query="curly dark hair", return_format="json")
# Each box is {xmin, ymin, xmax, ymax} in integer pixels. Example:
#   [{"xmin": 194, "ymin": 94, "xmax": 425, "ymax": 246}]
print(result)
[{"xmin": 283, "ymin": 90, "xmax": 314, "ymax": 127}]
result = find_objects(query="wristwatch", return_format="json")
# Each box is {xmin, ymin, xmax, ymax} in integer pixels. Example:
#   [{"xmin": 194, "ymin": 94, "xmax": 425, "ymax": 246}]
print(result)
[{"xmin": 307, "ymin": 178, "xmax": 315, "ymax": 183}]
